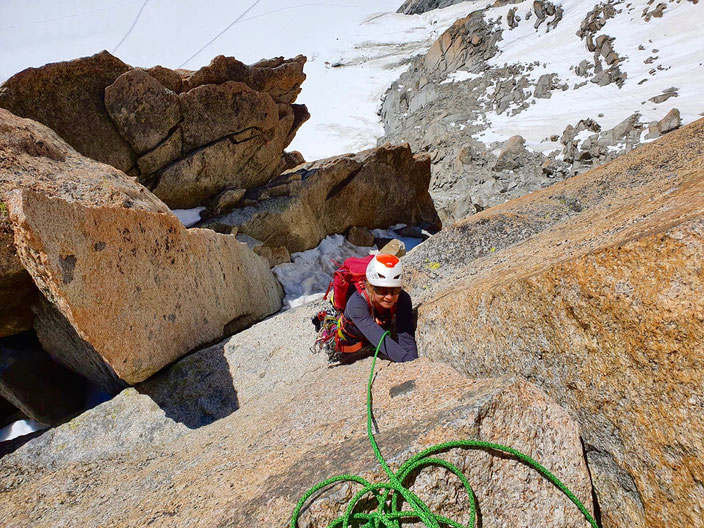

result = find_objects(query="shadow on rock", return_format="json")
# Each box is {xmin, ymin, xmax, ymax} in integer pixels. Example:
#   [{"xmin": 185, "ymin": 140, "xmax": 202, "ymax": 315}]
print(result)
[{"xmin": 135, "ymin": 344, "xmax": 239, "ymax": 429}]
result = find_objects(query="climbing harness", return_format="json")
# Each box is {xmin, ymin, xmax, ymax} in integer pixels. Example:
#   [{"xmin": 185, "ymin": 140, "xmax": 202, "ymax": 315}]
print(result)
[{"xmin": 291, "ymin": 332, "xmax": 599, "ymax": 528}]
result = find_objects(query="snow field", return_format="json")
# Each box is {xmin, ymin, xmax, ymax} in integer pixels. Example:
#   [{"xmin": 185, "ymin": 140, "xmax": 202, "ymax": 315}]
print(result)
[{"xmin": 477, "ymin": 0, "xmax": 704, "ymax": 151}]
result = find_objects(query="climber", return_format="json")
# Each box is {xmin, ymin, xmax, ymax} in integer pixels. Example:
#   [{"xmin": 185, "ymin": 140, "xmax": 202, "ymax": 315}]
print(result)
[{"xmin": 335, "ymin": 253, "xmax": 418, "ymax": 364}]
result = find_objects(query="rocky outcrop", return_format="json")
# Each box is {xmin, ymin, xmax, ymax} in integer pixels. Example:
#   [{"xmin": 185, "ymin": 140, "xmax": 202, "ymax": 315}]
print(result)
[
  {"xmin": 396, "ymin": 0, "xmax": 471, "ymax": 14},
  {"xmin": 0, "ymin": 51, "xmax": 309, "ymax": 211},
  {"xmin": 645, "ymin": 107, "xmax": 681, "ymax": 139},
  {"xmin": 0, "ymin": 109, "xmax": 283, "ymax": 393},
  {"xmin": 0, "ymin": 298, "xmax": 594, "ymax": 526},
  {"xmin": 380, "ymin": 1, "xmax": 690, "ymax": 225},
  {"xmin": 200, "ymin": 143, "xmax": 441, "ymax": 254},
  {"xmin": 379, "ymin": 8, "xmax": 574, "ymax": 223},
  {"xmin": 9, "ymin": 188, "xmax": 283, "ymax": 391},
  {"xmin": 559, "ymin": 113, "xmax": 644, "ymax": 167},
  {"xmin": 0, "ymin": 51, "xmax": 135, "ymax": 171},
  {"xmin": 0, "ymin": 107, "xmax": 168, "ymax": 337},
  {"xmin": 403, "ymin": 118, "xmax": 704, "ymax": 527}
]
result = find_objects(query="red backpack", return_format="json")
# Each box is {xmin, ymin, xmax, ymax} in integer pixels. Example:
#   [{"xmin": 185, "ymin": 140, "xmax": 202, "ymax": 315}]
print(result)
[{"xmin": 324, "ymin": 255, "xmax": 374, "ymax": 311}]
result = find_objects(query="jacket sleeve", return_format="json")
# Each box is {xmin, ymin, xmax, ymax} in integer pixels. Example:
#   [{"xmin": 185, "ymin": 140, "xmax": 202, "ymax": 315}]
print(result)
[{"xmin": 345, "ymin": 291, "xmax": 418, "ymax": 362}]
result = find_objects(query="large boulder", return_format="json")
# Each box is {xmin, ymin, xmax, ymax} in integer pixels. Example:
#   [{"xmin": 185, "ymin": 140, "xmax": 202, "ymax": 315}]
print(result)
[
  {"xmin": 0, "ymin": 51, "xmax": 135, "ymax": 171},
  {"xmin": 181, "ymin": 54, "xmax": 307, "ymax": 105},
  {"xmin": 0, "ymin": 300, "xmax": 594, "ymax": 526},
  {"xmin": 404, "ymin": 118, "xmax": 704, "ymax": 527},
  {"xmin": 151, "ymin": 95, "xmax": 308, "ymax": 209},
  {"xmin": 201, "ymin": 143, "xmax": 441, "ymax": 253},
  {"xmin": 103, "ymin": 69, "xmax": 181, "ymax": 155},
  {"xmin": 0, "ymin": 109, "xmax": 282, "ymax": 393},
  {"xmin": 0, "ymin": 51, "xmax": 309, "ymax": 210},
  {"xmin": 0, "ymin": 107, "xmax": 168, "ymax": 337}
]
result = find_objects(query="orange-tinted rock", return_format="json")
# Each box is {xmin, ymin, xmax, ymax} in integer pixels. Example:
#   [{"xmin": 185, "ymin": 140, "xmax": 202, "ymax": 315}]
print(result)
[
  {"xmin": 407, "ymin": 118, "xmax": 704, "ymax": 528},
  {"xmin": 0, "ymin": 354, "xmax": 594, "ymax": 527},
  {"xmin": 201, "ymin": 143, "xmax": 441, "ymax": 253},
  {"xmin": 8, "ymin": 189, "xmax": 282, "ymax": 389},
  {"xmin": 0, "ymin": 50, "xmax": 135, "ymax": 171},
  {"xmin": 0, "ymin": 108, "xmax": 167, "ymax": 338},
  {"xmin": 0, "ymin": 108, "xmax": 282, "ymax": 390},
  {"xmin": 182, "ymin": 54, "xmax": 307, "ymax": 104}
]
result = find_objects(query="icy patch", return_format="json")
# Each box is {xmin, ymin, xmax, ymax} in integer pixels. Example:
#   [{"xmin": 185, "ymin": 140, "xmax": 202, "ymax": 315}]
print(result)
[
  {"xmin": 273, "ymin": 235, "xmax": 372, "ymax": 310},
  {"xmin": 172, "ymin": 207, "xmax": 206, "ymax": 228},
  {"xmin": 0, "ymin": 419, "xmax": 48, "ymax": 442}
]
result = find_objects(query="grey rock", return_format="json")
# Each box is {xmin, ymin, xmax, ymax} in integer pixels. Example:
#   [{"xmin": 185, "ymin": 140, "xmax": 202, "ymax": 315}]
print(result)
[
  {"xmin": 576, "ymin": 59, "xmax": 592, "ymax": 77},
  {"xmin": 396, "ymin": 0, "xmax": 473, "ymax": 15},
  {"xmin": 649, "ymin": 86, "xmax": 678, "ymax": 104},
  {"xmin": 652, "ymin": 107, "xmax": 681, "ymax": 136},
  {"xmin": 534, "ymin": 73, "xmax": 557, "ymax": 98},
  {"xmin": 200, "ymin": 144, "xmax": 440, "ymax": 254},
  {"xmin": 104, "ymin": 69, "xmax": 181, "ymax": 154},
  {"xmin": 493, "ymin": 135, "xmax": 529, "ymax": 171},
  {"xmin": 507, "ymin": 7, "xmax": 519, "ymax": 28}
]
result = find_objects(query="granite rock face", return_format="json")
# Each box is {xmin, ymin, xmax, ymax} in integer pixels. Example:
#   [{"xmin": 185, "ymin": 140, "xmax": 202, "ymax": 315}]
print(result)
[
  {"xmin": 404, "ymin": 118, "xmax": 704, "ymax": 528},
  {"xmin": 201, "ymin": 143, "xmax": 441, "ymax": 253},
  {"xmin": 0, "ymin": 109, "xmax": 283, "ymax": 394},
  {"xmin": 0, "ymin": 51, "xmax": 309, "ymax": 211},
  {"xmin": 0, "ymin": 51, "xmax": 135, "ymax": 171},
  {"xmin": 8, "ymin": 189, "xmax": 283, "ymax": 390},
  {"xmin": 0, "ymin": 108, "xmax": 168, "ymax": 337},
  {"xmin": 0, "ymin": 308, "xmax": 594, "ymax": 528}
]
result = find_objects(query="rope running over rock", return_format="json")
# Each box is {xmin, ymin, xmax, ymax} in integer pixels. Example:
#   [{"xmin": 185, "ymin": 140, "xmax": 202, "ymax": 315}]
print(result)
[{"xmin": 290, "ymin": 331, "xmax": 599, "ymax": 528}]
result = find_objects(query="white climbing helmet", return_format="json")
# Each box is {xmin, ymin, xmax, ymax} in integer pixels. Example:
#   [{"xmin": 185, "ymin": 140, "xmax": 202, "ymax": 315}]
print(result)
[{"xmin": 366, "ymin": 254, "xmax": 403, "ymax": 287}]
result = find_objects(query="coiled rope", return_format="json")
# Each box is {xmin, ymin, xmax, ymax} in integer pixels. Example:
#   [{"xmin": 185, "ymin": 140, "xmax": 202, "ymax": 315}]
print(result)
[{"xmin": 290, "ymin": 332, "xmax": 599, "ymax": 528}]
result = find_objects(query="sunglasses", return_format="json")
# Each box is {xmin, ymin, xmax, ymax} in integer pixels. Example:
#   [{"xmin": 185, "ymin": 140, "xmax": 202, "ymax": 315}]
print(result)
[{"xmin": 372, "ymin": 286, "xmax": 401, "ymax": 296}]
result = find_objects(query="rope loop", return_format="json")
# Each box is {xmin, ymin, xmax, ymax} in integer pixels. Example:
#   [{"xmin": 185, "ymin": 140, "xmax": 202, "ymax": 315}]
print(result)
[{"xmin": 290, "ymin": 332, "xmax": 599, "ymax": 528}]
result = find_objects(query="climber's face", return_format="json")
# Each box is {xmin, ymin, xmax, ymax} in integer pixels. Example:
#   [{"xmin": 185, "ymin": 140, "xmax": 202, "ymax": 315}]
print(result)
[{"xmin": 369, "ymin": 285, "xmax": 401, "ymax": 310}]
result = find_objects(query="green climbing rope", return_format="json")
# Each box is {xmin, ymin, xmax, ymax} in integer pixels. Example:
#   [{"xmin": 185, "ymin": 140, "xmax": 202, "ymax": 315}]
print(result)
[{"xmin": 290, "ymin": 332, "xmax": 599, "ymax": 528}]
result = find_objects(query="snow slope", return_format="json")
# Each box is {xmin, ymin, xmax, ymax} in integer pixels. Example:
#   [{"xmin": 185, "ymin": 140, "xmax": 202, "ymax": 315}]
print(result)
[
  {"xmin": 477, "ymin": 0, "xmax": 704, "ymax": 152},
  {"xmin": 0, "ymin": 0, "xmax": 477, "ymax": 160}
]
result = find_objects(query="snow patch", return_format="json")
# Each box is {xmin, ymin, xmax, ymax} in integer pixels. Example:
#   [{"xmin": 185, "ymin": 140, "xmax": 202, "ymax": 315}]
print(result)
[
  {"xmin": 273, "ymin": 235, "xmax": 372, "ymax": 310},
  {"xmin": 0, "ymin": 419, "xmax": 48, "ymax": 442},
  {"xmin": 172, "ymin": 207, "xmax": 206, "ymax": 228}
]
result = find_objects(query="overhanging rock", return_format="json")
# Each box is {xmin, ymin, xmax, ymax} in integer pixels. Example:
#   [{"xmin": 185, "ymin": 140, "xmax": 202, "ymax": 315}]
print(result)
[{"xmin": 201, "ymin": 143, "xmax": 442, "ymax": 254}]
